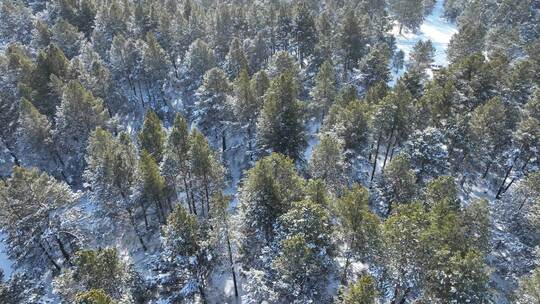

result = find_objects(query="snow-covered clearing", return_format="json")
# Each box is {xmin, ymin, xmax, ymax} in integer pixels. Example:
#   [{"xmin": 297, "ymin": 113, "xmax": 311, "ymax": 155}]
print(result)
[{"xmin": 391, "ymin": 0, "xmax": 457, "ymax": 83}]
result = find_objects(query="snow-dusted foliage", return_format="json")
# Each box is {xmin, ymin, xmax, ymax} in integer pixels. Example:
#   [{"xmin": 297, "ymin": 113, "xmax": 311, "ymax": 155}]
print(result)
[{"xmin": 0, "ymin": 0, "xmax": 539, "ymax": 303}]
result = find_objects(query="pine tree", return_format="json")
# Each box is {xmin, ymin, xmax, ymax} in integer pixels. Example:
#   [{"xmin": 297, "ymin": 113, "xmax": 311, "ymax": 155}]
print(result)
[
  {"xmin": 257, "ymin": 73, "xmax": 306, "ymax": 161},
  {"xmin": 342, "ymin": 275, "xmax": 378, "ymax": 304},
  {"xmin": 15, "ymin": 98, "xmax": 57, "ymax": 172},
  {"xmin": 338, "ymin": 10, "xmax": 367, "ymax": 77},
  {"xmin": 195, "ymin": 67, "xmax": 232, "ymax": 152},
  {"xmin": 382, "ymin": 203, "xmax": 428, "ymax": 303},
  {"xmin": 309, "ymin": 134, "xmax": 346, "ymax": 193},
  {"xmin": 54, "ymin": 80, "xmax": 109, "ymax": 184},
  {"xmin": 514, "ymin": 265, "xmax": 540, "ymax": 304},
  {"xmin": 28, "ymin": 44, "xmax": 70, "ymax": 117},
  {"xmin": 424, "ymin": 176, "xmax": 460, "ymax": 210},
  {"xmin": 293, "ymin": 1, "xmax": 317, "ymax": 65},
  {"xmin": 162, "ymin": 114, "xmax": 192, "ymax": 213},
  {"xmin": 311, "ymin": 59, "xmax": 337, "ymax": 120},
  {"xmin": 389, "ymin": 0, "xmax": 425, "ymax": 34},
  {"xmin": 54, "ymin": 248, "xmax": 140, "ymax": 302},
  {"xmin": 85, "ymin": 128, "xmax": 147, "ymax": 250},
  {"xmin": 138, "ymin": 109, "xmax": 166, "ymax": 163},
  {"xmin": 142, "ymin": 32, "xmax": 171, "ymax": 106},
  {"xmin": 188, "ymin": 129, "xmax": 224, "ymax": 218},
  {"xmin": 469, "ymin": 96, "xmax": 511, "ymax": 178},
  {"xmin": 75, "ymin": 289, "xmax": 116, "ymax": 304},
  {"xmin": 335, "ymin": 185, "xmax": 381, "ymax": 283},
  {"xmin": 238, "ymin": 153, "xmax": 305, "ymax": 266},
  {"xmin": 0, "ymin": 166, "xmax": 79, "ymax": 272},
  {"xmin": 139, "ymin": 150, "xmax": 168, "ymax": 225},
  {"xmin": 406, "ymin": 127, "xmax": 448, "ymax": 183},
  {"xmin": 358, "ymin": 43, "xmax": 391, "ymax": 90},
  {"xmin": 182, "ymin": 39, "xmax": 217, "ymax": 91},
  {"xmin": 273, "ymin": 200, "xmax": 333, "ymax": 302},
  {"xmin": 233, "ymin": 69, "xmax": 260, "ymax": 156},
  {"xmin": 272, "ymin": 234, "xmax": 331, "ymax": 303},
  {"xmin": 0, "ymin": 0, "xmax": 33, "ymax": 45},
  {"xmin": 448, "ymin": 21, "xmax": 486, "ymax": 63},
  {"xmin": 161, "ymin": 204, "xmax": 215, "ymax": 302},
  {"xmin": 407, "ymin": 40, "xmax": 435, "ymax": 75},
  {"xmin": 379, "ymin": 154, "xmax": 417, "ymax": 216},
  {"xmin": 226, "ymin": 38, "xmax": 249, "ymax": 79},
  {"xmin": 50, "ymin": 18, "xmax": 84, "ymax": 59}
]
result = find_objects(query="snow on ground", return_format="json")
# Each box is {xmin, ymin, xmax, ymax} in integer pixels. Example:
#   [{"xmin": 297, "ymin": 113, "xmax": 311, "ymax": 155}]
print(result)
[
  {"xmin": 304, "ymin": 118, "xmax": 321, "ymax": 162},
  {"xmin": 0, "ymin": 232, "xmax": 13, "ymax": 280},
  {"xmin": 390, "ymin": 0, "xmax": 458, "ymax": 84}
]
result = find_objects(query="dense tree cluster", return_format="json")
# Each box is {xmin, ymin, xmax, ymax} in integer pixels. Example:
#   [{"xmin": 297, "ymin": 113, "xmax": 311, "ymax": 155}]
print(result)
[{"xmin": 0, "ymin": 0, "xmax": 538, "ymax": 303}]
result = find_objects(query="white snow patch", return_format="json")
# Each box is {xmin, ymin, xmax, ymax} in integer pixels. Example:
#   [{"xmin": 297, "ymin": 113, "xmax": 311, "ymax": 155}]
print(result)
[{"xmin": 390, "ymin": 0, "xmax": 458, "ymax": 84}]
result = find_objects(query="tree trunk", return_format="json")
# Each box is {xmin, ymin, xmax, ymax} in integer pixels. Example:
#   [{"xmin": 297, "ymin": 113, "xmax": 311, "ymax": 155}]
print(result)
[
  {"xmin": 203, "ymin": 173, "xmax": 210, "ymax": 218},
  {"xmin": 183, "ymin": 176, "xmax": 194, "ymax": 214},
  {"xmin": 39, "ymin": 241, "xmax": 61, "ymax": 271},
  {"xmin": 55, "ymin": 236, "xmax": 72, "ymax": 266},
  {"xmin": 370, "ymin": 131, "xmax": 383, "ymax": 184},
  {"xmin": 482, "ymin": 160, "xmax": 492, "ymax": 179},
  {"xmin": 127, "ymin": 207, "xmax": 148, "ymax": 251},
  {"xmin": 496, "ymin": 163, "xmax": 514, "ymax": 199},
  {"xmin": 140, "ymin": 199, "xmax": 149, "ymax": 230},
  {"xmin": 381, "ymin": 125, "xmax": 396, "ymax": 172},
  {"xmin": 226, "ymin": 229, "xmax": 239, "ymax": 298}
]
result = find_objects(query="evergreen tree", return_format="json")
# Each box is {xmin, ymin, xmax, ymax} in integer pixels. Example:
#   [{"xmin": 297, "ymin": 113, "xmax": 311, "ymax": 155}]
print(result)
[
  {"xmin": 273, "ymin": 200, "xmax": 334, "ymax": 302},
  {"xmin": 335, "ymin": 185, "xmax": 381, "ymax": 282},
  {"xmin": 514, "ymin": 265, "xmax": 540, "ymax": 304},
  {"xmin": 448, "ymin": 21, "xmax": 486, "ymax": 63},
  {"xmin": 226, "ymin": 38, "xmax": 249, "ymax": 79},
  {"xmin": 75, "ymin": 289, "xmax": 116, "ymax": 304},
  {"xmin": 389, "ymin": 0, "xmax": 425, "ymax": 34},
  {"xmin": 0, "ymin": 167, "xmax": 79, "ymax": 272},
  {"xmin": 311, "ymin": 59, "xmax": 337, "ymax": 120},
  {"xmin": 182, "ymin": 39, "xmax": 217, "ymax": 91},
  {"xmin": 358, "ymin": 44, "xmax": 391, "ymax": 91},
  {"xmin": 138, "ymin": 109, "xmax": 166, "ymax": 163},
  {"xmin": 139, "ymin": 150, "xmax": 168, "ymax": 225},
  {"xmin": 293, "ymin": 1, "xmax": 317, "ymax": 65},
  {"xmin": 407, "ymin": 40, "xmax": 435, "ymax": 75},
  {"xmin": 379, "ymin": 154, "xmax": 417, "ymax": 216},
  {"xmin": 338, "ymin": 10, "xmax": 367, "ymax": 77},
  {"xmin": 50, "ymin": 18, "xmax": 84, "ymax": 59},
  {"xmin": 54, "ymin": 248, "xmax": 141, "ymax": 303},
  {"xmin": 15, "ymin": 98, "xmax": 57, "ymax": 172},
  {"xmin": 257, "ymin": 73, "xmax": 306, "ymax": 161},
  {"xmin": 161, "ymin": 205, "xmax": 215, "ymax": 302},
  {"xmin": 470, "ymin": 97, "xmax": 512, "ymax": 178},
  {"xmin": 309, "ymin": 134, "xmax": 346, "ymax": 193},
  {"xmin": 54, "ymin": 80, "xmax": 109, "ymax": 184},
  {"xmin": 406, "ymin": 127, "xmax": 449, "ymax": 183},
  {"xmin": 238, "ymin": 153, "xmax": 305, "ymax": 266},
  {"xmin": 162, "ymin": 114, "xmax": 193, "ymax": 213},
  {"xmin": 273, "ymin": 234, "xmax": 331, "ymax": 303},
  {"xmin": 342, "ymin": 275, "xmax": 378, "ymax": 304},
  {"xmin": 188, "ymin": 129, "xmax": 224, "ymax": 218},
  {"xmin": 142, "ymin": 32, "xmax": 172, "ymax": 106},
  {"xmin": 28, "ymin": 44, "xmax": 70, "ymax": 117},
  {"xmin": 195, "ymin": 67, "xmax": 233, "ymax": 152}
]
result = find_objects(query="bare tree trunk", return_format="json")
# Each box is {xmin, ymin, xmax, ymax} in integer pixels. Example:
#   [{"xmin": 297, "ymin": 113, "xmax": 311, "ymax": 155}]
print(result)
[
  {"xmin": 127, "ymin": 207, "xmax": 148, "ymax": 251},
  {"xmin": 482, "ymin": 160, "xmax": 492, "ymax": 179},
  {"xmin": 55, "ymin": 236, "xmax": 72, "ymax": 266},
  {"xmin": 381, "ymin": 126, "xmax": 396, "ymax": 171},
  {"xmin": 226, "ymin": 228, "xmax": 239, "ymax": 298},
  {"xmin": 370, "ymin": 131, "xmax": 383, "ymax": 184},
  {"xmin": 39, "ymin": 241, "xmax": 61, "ymax": 271}
]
